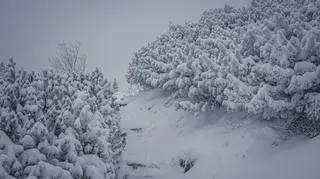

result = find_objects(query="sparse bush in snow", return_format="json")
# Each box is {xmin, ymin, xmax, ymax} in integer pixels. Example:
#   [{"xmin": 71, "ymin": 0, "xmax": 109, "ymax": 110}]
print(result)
[
  {"xmin": 127, "ymin": 0, "xmax": 320, "ymax": 137},
  {"xmin": 171, "ymin": 151, "xmax": 198, "ymax": 173},
  {"xmin": 124, "ymin": 84, "xmax": 144, "ymax": 97},
  {"xmin": 0, "ymin": 59, "xmax": 126, "ymax": 179}
]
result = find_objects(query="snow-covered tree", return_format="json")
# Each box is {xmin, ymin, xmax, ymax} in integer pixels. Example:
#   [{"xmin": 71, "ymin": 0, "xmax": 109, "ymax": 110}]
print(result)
[
  {"xmin": 49, "ymin": 41, "xmax": 87, "ymax": 74},
  {"xmin": 0, "ymin": 59, "xmax": 125, "ymax": 178},
  {"xmin": 112, "ymin": 78, "xmax": 119, "ymax": 92},
  {"xmin": 127, "ymin": 0, "xmax": 320, "ymax": 137}
]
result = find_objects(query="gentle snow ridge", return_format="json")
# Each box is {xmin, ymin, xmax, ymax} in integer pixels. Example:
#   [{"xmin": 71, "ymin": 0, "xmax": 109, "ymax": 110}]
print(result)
[{"xmin": 119, "ymin": 90, "xmax": 320, "ymax": 179}]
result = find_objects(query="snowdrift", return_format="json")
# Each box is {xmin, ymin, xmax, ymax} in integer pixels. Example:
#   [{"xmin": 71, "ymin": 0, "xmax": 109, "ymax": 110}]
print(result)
[{"xmin": 120, "ymin": 90, "xmax": 320, "ymax": 179}]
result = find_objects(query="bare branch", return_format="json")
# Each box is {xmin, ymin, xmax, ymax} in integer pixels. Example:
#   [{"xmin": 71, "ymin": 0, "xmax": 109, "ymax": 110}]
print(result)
[{"xmin": 49, "ymin": 41, "xmax": 87, "ymax": 74}]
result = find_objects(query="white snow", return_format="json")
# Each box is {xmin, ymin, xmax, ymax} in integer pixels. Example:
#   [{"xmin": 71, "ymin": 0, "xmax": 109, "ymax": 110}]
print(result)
[
  {"xmin": 294, "ymin": 61, "xmax": 316, "ymax": 75},
  {"xmin": 120, "ymin": 90, "xmax": 320, "ymax": 179}
]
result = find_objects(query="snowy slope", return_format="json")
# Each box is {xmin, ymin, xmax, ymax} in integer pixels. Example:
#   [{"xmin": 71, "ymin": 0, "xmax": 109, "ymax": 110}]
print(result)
[
  {"xmin": 209, "ymin": 136, "xmax": 320, "ymax": 179},
  {"xmin": 120, "ymin": 90, "xmax": 320, "ymax": 179}
]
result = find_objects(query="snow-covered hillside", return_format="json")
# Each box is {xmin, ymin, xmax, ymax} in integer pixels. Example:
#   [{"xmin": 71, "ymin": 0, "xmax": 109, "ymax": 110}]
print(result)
[
  {"xmin": 127, "ymin": 0, "xmax": 320, "ymax": 137},
  {"xmin": 120, "ymin": 90, "xmax": 320, "ymax": 179}
]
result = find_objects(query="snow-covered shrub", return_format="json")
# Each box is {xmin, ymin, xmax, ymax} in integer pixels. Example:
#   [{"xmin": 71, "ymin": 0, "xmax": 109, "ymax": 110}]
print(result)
[
  {"xmin": 127, "ymin": 0, "xmax": 320, "ymax": 137},
  {"xmin": 171, "ymin": 151, "xmax": 198, "ymax": 173},
  {"xmin": 124, "ymin": 84, "xmax": 144, "ymax": 97},
  {"xmin": 0, "ymin": 59, "xmax": 125, "ymax": 179}
]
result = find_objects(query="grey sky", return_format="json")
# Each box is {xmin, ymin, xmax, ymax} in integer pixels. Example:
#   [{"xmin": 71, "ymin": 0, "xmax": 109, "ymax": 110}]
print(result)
[{"xmin": 0, "ymin": 0, "xmax": 249, "ymax": 89}]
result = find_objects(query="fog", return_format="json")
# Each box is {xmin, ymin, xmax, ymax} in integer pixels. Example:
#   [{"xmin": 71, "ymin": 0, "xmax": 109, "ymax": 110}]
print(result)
[{"xmin": 0, "ymin": 0, "xmax": 249, "ymax": 88}]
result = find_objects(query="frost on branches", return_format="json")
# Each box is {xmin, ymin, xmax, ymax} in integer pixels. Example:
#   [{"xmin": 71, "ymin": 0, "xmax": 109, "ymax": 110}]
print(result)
[
  {"xmin": 0, "ymin": 59, "xmax": 126, "ymax": 179},
  {"xmin": 127, "ymin": 0, "xmax": 320, "ymax": 137}
]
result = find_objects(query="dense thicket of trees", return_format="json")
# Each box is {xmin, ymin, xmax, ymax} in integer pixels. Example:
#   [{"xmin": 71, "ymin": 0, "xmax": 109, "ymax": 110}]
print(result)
[
  {"xmin": 0, "ymin": 59, "xmax": 125, "ymax": 179},
  {"xmin": 127, "ymin": 0, "xmax": 320, "ymax": 137}
]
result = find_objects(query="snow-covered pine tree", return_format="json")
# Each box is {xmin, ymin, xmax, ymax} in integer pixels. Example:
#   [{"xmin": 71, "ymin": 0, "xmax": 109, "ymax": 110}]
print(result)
[
  {"xmin": 127, "ymin": 0, "xmax": 320, "ymax": 137},
  {"xmin": 0, "ymin": 59, "xmax": 125, "ymax": 178},
  {"xmin": 112, "ymin": 78, "xmax": 119, "ymax": 92}
]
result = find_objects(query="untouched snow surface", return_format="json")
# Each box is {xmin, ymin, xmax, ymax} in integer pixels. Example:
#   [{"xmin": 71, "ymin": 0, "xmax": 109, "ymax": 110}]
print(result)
[{"xmin": 119, "ymin": 90, "xmax": 320, "ymax": 179}]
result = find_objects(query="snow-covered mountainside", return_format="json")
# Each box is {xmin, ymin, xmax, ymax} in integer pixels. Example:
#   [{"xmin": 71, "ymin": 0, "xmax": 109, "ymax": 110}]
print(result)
[
  {"xmin": 120, "ymin": 90, "xmax": 320, "ymax": 179},
  {"xmin": 123, "ymin": 1, "xmax": 320, "ymax": 177}
]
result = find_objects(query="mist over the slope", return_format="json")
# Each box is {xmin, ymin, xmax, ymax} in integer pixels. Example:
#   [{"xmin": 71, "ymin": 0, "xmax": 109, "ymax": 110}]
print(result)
[{"xmin": 0, "ymin": 0, "xmax": 250, "ymax": 89}]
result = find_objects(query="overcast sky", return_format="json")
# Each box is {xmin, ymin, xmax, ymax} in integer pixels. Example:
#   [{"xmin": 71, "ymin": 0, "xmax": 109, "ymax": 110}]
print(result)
[{"xmin": 0, "ymin": 0, "xmax": 249, "ymax": 89}]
